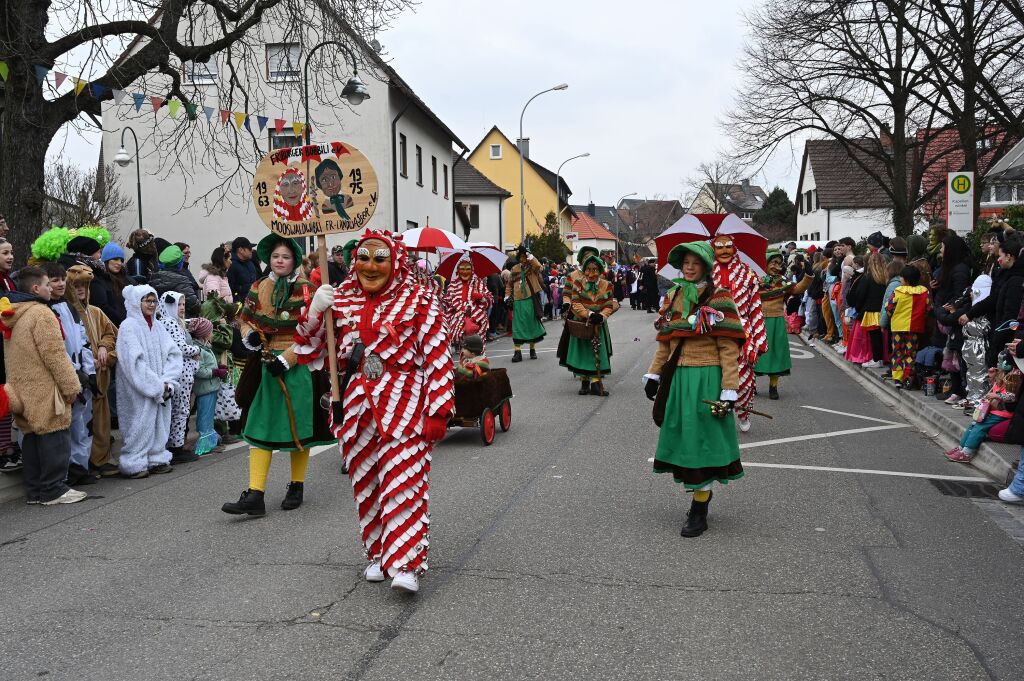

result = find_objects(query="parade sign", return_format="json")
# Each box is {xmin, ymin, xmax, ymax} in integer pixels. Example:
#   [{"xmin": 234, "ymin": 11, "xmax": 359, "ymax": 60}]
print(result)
[
  {"xmin": 946, "ymin": 171, "xmax": 974, "ymax": 235},
  {"xmin": 253, "ymin": 141, "xmax": 379, "ymax": 237}
]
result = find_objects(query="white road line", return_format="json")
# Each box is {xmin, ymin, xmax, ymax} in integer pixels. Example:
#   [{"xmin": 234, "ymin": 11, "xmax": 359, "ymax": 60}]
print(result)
[
  {"xmin": 799, "ymin": 405, "xmax": 901, "ymax": 425},
  {"xmin": 643, "ymin": 457, "xmax": 989, "ymax": 482},
  {"xmin": 489, "ymin": 348, "xmax": 559, "ymax": 358},
  {"xmin": 738, "ymin": 424, "xmax": 909, "ymax": 449}
]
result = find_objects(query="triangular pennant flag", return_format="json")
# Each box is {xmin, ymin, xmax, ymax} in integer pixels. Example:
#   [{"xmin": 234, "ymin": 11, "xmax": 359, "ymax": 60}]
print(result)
[
  {"xmin": 243, "ymin": 115, "xmax": 252, "ymax": 131},
  {"xmin": 168, "ymin": 99, "xmax": 181, "ymax": 118},
  {"xmin": 55, "ymin": 72, "xmax": 67, "ymax": 89},
  {"xmin": 301, "ymin": 144, "xmax": 323, "ymax": 164},
  {"xmin": 72, "ymin": 78, "xmax": 87, "ymax": 95},
  {"xmin": 219, "ymin": 109, "xmax": 230, "ymax": 124},
  {"xmin": 257, "ymin": 116, "xmax": 268, "ymax": 132},
  {"xmin": 331, "ymin": 142, "xmax": 351, "ymax": 157},
  {"xmin": 112, "ymin": 88, "xmax": 125, "ymax": 104},
  {"xmin": 132, "ymin": 93, "xmax": 146, "ymax": 111},
  {"xmin": 292, "ymin": 121, "xmax": 304, "ymax": 137},
  {"xmin": 150, "ymin": 96, "xmax": 163, "ymax": 112},
  {"xmin": 90, "ymin": 83, "xmax": 108, "ymax": 99},
  {"xmin": 203, "ymin": 106, "xmax": 215, "ymax": 122},
  {"xmin": 33, "ymin": 65, "xmax": 48, "ymax": 83},
  {"xmin": 233, "ymin": 112, "xmax": 246, "ymax": 129},
  {"xmin": 274, "ymin": 119, "xmax": 285, "ymax": 134},
  {"xmin": 184, "ymin": 102, "xmax": 198, "ymax": 120},
  {"xmin": 0, "ymin": 62, "xmax": 8, "ymax": 82}
]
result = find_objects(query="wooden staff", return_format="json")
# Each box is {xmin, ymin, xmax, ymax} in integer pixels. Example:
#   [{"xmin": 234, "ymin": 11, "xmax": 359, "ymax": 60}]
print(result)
[
  {"xmin": 590, "ymin": 320, "xmax": 603, "ymax": 382},
  {"xmin": 257, "ymin": 328, "xmax": 303, "ymax": 451},
  {"xmin": 702, "ymin": 399, "xmax": 773, "ymax": 420}
]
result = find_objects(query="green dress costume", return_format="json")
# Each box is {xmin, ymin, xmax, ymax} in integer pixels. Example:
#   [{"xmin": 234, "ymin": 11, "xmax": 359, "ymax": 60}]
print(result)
[
  {"xmin": 754, "ymin": 254, "xmax": 813, "ymax": 377},
  {"xmin": 562, "ymin": 256, "xmax": 619, "ymax": 377},
  {"xmin": 505, "ymin": 254, "xmax": 546, "ymax": 345}
]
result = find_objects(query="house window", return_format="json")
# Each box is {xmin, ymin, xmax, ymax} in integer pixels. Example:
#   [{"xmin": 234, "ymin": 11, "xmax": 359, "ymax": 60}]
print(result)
[
  {"xmin": 1015, "ymin": 183, "xmax": 1024, "ymax": 202},
  {"xmin": 977, "ymin": 137, "xmax": 994, "ymax": 150},
  {"xmin": 443, "ymin": 164, "xmax": 449, "ymax": 199},
  {"xmin": 405, "ymin": 220, "xmax": 418, "ymax": 231},
  {"xmin": 399, "ymin": 134, "xmax": 408, "ymax": 178},
  {"xmin": 415, "ymin": 145, "xmax": 423, "ymax": 186},
  {"xmin": 804, "ymin": 190, "xmax": 812, "ymax": 213},
  {"xmin": 489, "ymin": 144, "xmax": 502, "ymax": 159},
  {"xmin": 431, "ymin": 156, "xmax": 438, "ymax": 193},
  {"xmin": 186, "ymin": 60, "xmax": 217, "ymax": 84},
  {"xmin": 266, "ymin": 43, "xmax": 301, "ymax": 82},
  {"xmin": 269, "ymin": 131, "xmax": 302, "ymax": 150},
  {"xmin": 995, "ymin": 184, "xmax": 1013, "ymax": 202},
  {"xmin": 741, "ymin": 212, "xmax": 752, "ymax": 220},
  {"xmin": 467, "ymin": 204, "xmax": 480, "ymax": 229}
]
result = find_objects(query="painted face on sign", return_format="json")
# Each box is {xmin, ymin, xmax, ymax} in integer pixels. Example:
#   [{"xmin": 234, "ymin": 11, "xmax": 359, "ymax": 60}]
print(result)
[
  {"xmin": 457, "ymin": 262, "xmax": 473, "ymax": 281},
  {"xmin": 317, "ymin": 165, "xmax": 342, "ymax": 197},
  {"xmin": 584, "ymin": 262, "xmax": 601, "ymax": 282},
  {"xmin": 355, "ymin": 238, "xmax": 392, "ymax": 294},
  {"xmin": 767, "ymin": 256, "xmax": 784, "ymax": 276},
  {"xmin": 712, "ymin": 236, "xmax": 736, "ymax": 265},
  {"xmin": 279, "ymin": 171, "xmax": 304, "ymax": 206}
]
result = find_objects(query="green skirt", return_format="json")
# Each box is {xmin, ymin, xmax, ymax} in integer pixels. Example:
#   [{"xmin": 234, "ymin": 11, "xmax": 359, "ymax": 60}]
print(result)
[
  {"xmin": 561, "ymin": 324, "xmax": 611, "ymax": 377},
  {"xmin": 654, "ymin": 365, "xmax": 743, "ymax": 489},
  {"xmin": 242, "ymin": 358, "xmax": 333, "ymax": 452},
  {"xmin": 512, "ymin": 298, "xmax": 546, "ymax": 345},
  {"xmin": 754, "ymin": 316, "xmax": 791, "ymax": 376}
]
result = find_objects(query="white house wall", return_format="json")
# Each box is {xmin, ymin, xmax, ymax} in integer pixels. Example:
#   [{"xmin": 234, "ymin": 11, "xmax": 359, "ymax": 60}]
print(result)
[
  {"xmin": 796, "ymin": 156, "xmax": 893, "ymax": 241},
  {"xmin": 391, "ymin": 97, "xmax": 456, "ymax": 235},
  {"xmin": 454, "ymin": 195, "xmax": 504, "ymax": 248}
]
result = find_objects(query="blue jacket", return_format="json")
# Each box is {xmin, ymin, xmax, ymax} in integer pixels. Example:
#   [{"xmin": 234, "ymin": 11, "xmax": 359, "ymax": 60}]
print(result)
[{"xmin": 228, "ymin": 255, "xmax": 259, "ymax": 302}]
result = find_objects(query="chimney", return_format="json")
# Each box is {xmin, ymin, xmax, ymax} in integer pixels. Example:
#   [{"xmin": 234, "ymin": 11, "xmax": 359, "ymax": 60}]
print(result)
[
  {"xmin": 516, "ymin": 137, "xmax": 530, "ymax": 159},
  {"xmin": 879, "ymin": 124, "xmax": 893, "ymax": 151},
  {"xmin": 740, "ymin": 178, "xmax": 750, "ymax": 195},
  {"xmin": 588, "ymin": 202, "xmax": 596, "ymax": 217}
]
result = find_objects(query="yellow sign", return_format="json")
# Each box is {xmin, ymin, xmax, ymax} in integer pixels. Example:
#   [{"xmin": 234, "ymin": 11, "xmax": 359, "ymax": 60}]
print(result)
[
  {"xmin": 253, "ymin": 140, "xmax": 379, "ymax": 237},
  {"xmin": 951, "ymin": 175, "xmax": 972, "ymax": 194}
]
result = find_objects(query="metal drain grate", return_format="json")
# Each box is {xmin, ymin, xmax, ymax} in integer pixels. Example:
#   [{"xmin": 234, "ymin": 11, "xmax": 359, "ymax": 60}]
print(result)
[{"xmin": 929, "ymin": 479, "xmax": 1000, "ymax": 499}]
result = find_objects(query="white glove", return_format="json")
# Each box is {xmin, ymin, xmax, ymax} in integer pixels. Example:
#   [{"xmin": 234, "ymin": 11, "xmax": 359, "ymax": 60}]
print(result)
[
  {"xmin": 720, "ymin": 389, "xmax": 738, "ymax": 402},
  {"xmin": 642, "ymin": 373, "xmax": 660, "ymax": 386},
  {"xmin": 310, "ymin": 284, "xmax": 335, "ymax": 315}
]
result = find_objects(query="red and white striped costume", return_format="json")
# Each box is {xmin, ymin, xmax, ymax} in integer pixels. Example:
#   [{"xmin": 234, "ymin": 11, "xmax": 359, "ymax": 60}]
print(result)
[
  {"xmin": 293, "ymin": 230, "xmax": 454, "ymax": 577},
  {"xmin": 712, "ymin": 259, "xmax": 767, "ymax": 418},
  {"xmin": 442, "ymin": 266, "xmax": 493, "ymax": 349}
]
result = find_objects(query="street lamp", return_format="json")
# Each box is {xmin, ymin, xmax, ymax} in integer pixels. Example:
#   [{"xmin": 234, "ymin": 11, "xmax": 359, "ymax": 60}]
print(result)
[
  {"xmin": 554, "ymin": 152, "xmax": 590, "ymax": 232},
  {"xmin": 303, "ymin": 40, "xmax": 370, "ymax": 149},
  {"xmin": 614, "ymin": 192, "xmax": 638, "ymax": 262},
  {"xmin": 518, "ymin": 83, "xmax": 568, "ymax": 244},
  {"xmin": 114, "ymin": 126, "xmax": 143, "ymax": 231}
]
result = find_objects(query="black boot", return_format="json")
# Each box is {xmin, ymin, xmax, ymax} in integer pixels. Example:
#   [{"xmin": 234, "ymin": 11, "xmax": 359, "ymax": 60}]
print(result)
[
  {"xmin": 590, "ymin": 380, "xmax": 609, "ymax": 396},
  {"xmin": 511, "ymin": 350, "xmax": 523, "ymax": 363},
  {"xmin": 680, "ymin": 491, "xmax": 712, "ymax": 538},
  {"xmin": 578, "ymin": 379, "xmax": 590, "ymax": 395},
  {"xmin": 768, "ymin": 385, "xmax": 779, "ymax": 400},
  {"xmin": 281, "ymin": 482, "xmax": 304, "ymax": 510},
  {"xmin": 529, "ymin": 347, "xmax": 538, "ymax": 359},
  {"xmin": 222, "ymin": 489, "xmax": 266, "ymax": 516}
]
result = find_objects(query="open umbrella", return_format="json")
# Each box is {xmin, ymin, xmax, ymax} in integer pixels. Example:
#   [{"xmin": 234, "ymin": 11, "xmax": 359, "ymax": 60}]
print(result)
[
  {"xmin": 401, "ymin": 226, "xmax": 469, "ymax": 253},
  {"xmin": 714, "ymin": 213, "xmax": 768, "ymax": 276},
  {"xmin": 654, "ymin": 214, "xmax": 721, "ymax": 270},
  {"xmin": 654, "ymin": 213, "xmax": 768, "ymax": 276},
  {"xmin": 436, "ymin": 245, "xmax": 507, "ymax": 280}
]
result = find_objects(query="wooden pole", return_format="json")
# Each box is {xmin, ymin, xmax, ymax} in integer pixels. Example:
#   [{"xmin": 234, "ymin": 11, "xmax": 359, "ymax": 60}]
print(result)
[{"xmin": 319, "ymin": 234, "xmax": 342, "ymax": 408}]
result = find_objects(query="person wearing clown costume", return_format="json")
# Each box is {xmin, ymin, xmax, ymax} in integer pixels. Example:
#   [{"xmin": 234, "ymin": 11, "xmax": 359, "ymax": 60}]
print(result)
[
  {"xmin": 442, "ymin": 253, "xmax": 493, "ymax": 350},
  {"xmin": 754, "ymin": 250, "xmax": 813, "ymax": 399},
  {"xmin": 643, "ymin": 242, "xmax": 746, "ymax": 537},
  {"xmin": 709, "ymin": 233, "xmax": 767, "ymax": 432},
  {"xmin": 294, "ymin": 230, "xmax": 454, "ymax": 594},
  {"xmin": 561, "ymin": 253, "xmax": 619, "ymax": 396},
  {"xmin": 221, "ymin": 233, "xmax": 333, "ymax": 517}
]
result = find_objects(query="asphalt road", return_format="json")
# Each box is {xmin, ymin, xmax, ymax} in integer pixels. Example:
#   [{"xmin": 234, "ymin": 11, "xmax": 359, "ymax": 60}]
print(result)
[{"xmin": 2, "ymin": 308, "xmax": 1023, "ymax": 680}]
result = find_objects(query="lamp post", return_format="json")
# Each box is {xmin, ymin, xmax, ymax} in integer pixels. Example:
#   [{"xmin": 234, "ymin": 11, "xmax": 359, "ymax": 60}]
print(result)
[
  {"xmin": 614, "ymin": 192, "xmax": 637, "ymax": 263},
  {"xmin": 518, "ymin": 83, "xmax": 568, "ymax": 244},
  {"xmin": 554, "ymin": 153, "xmax": 589, "ymax": 234},
  {"xmin": 113, "ymin": 126, "xmax": 143, "ymax": 231}
]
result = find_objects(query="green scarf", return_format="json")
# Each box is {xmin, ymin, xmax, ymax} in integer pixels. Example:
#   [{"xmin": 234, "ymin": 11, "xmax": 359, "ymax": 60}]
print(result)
[
  {"xmin": 669, "ymin": 279, "xmax": 701, "ymax": 320},
  {"xmin": 271, "ymin": 273, "xmax": 294, "ymax": 313},
  {"xmin": 585, "ymin": 279, "xmax": 599, "ymax": 293}
]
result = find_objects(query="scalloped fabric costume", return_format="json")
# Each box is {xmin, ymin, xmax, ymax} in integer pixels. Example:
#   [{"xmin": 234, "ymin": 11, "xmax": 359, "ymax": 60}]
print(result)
[{"xmin": 442, "ymin": 258, "xmax": 493, "ymax": 349}]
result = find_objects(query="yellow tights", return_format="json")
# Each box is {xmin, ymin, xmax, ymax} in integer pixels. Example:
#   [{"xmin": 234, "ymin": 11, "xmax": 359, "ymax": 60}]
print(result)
[
  {"xmin": 693, "ymin": 489, "xmax": 711, "ymax": 503},
  {"xmin": 248, "ymin": 448, "xmax": 310, "ymax": 492},
  {"xmin": 769, "ymin": 376, "xmax": 779, "ymax": 388}
]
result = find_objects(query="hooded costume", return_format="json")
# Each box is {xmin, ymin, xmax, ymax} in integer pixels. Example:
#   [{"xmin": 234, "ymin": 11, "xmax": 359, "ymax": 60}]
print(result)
[
  {"xmin": 294, "ymin": 229, "xmax": 454, "ymax": 584},
  {"xmin": 116, "ymin": 285, "xmax": 183, "ymax": 475},
  {"xmin": 442, "ymin": 255, "xmax": 493, "ymax": 349},
  {"xmin": 51, "ymin": 287, "xmax": 95, "ymax": 477},
  {"xmin": 561, "ymin": 253, "xmax": 619, "ymax": 395},
  {"xmin": 504, "ymin": 247, "xmax": 545, "ymax": 360},
  {"xmin": 754, "ymin": 250, "xmax": 813, "ymax": 392},
  {"xmin": 158, "ymin": 291, "xmax": 200, "ymax": 453}
]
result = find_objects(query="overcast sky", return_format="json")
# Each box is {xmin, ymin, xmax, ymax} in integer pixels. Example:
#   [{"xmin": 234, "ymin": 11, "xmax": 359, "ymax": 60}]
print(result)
[{"xmin": 51, "ymin": 0, "xmax": 802, "ymax": 206}]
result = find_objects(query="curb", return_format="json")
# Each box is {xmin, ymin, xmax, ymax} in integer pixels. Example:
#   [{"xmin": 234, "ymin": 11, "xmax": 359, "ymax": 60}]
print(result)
[{"xmin": 800, "ymin": 333, "xmax": 1018, "ymax": 487}]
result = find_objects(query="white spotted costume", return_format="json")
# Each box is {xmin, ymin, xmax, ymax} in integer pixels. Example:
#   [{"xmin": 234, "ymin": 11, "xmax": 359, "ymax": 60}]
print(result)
[
  {"xmin": 158, "ymin": 291, "xmax": 200, "ymax": 449},
  {"xmin": 712, "ymin": 258, "xmax": 767, "ymax": 419},
  {"xmin": 294, "ymin": 230, "xmax": 454, "ymax": 577},
  {"xmin": 442, "ymin": 257, "xmax": 493, "ymax": 349}
]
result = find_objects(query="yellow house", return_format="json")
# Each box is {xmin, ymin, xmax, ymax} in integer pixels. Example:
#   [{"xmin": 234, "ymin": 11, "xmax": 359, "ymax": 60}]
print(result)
[{"xmin": 467, "ymin": 126, "xmax": 576, "ymax": 248}]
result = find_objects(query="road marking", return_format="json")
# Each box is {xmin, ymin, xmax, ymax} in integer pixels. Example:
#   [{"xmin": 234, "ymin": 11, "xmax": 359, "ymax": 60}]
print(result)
[
  {"xmin": 739, "ymin": 424, "xmax": 909, "ymax": 449},
  {"xmin": 789, "ymin": 343, "xmax": 815, "ymax": 359},
  {"xmin": 489, "ymin": 348, "xmax": 558, "ymax": 359},
  {"xmin": 643, "ymin": 457, "xmax": 989, "ymax": 482},
  {"xmin": 308, "ymin": 444, "xmax": 338, "ymax": 458},
  {"xmin": 799, "ymin": 405, "xmax": 902, "ymax": 425}
]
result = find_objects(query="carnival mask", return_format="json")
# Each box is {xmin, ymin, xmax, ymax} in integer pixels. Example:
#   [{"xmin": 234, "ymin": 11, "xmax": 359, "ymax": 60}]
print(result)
[
  {"xmin": 354, "ymin": 239, "xmax": 392, "ymax": 293},
  {"xmin": 584, "ymin": 263, "xmax": 601, "ymax": 282},
  {"xmin": 767, "ymin": 257, "xmax": 784, "ymax": 276},
  {"xmin": 457, "ymin": 262, "xmax": 473, "ymax": 281},
  {"xmin": 712, "ymin": 237, "xmax": 736, "ymax": 265}
]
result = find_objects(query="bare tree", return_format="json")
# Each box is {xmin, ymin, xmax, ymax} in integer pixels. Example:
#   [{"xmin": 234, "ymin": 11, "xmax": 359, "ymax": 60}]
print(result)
[
  {"xmin": 683, "ymin": 158, "xmax": 743, "ymax": 213},
  {"xmin": 44, "ymin": 162, "xmax": 132, "ymax": 236},
  {"xmin": 0, "ymin": 0, "xmax": 416, "ymax": 263}
]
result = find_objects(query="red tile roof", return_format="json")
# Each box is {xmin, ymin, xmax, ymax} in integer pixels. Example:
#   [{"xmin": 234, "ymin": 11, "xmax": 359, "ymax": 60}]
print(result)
[{"xmin": 572, "ymin": 212, "xmax": 618, "ymax": 241}]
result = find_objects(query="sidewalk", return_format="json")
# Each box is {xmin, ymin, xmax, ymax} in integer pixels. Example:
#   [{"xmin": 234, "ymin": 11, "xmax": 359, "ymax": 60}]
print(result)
[{"xmin": 803, "ymin": 333, "xmax": 1019, "ymax": 487}]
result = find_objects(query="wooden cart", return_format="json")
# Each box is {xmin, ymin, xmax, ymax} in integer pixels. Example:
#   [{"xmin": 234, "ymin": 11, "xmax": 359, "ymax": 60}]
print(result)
[{"xmin": 449, "ymin": 368, "xmax": 513, "ymax": 445}]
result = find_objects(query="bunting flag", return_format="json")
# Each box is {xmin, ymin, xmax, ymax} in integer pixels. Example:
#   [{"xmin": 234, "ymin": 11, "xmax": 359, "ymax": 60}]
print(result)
[
  {"xmin": 132, "ymin": 92, "xmax": 146, "ymax": 111},
  {"xmin": 33, "ymin": 65, "xmax": 48, "ymax": 83},
  {"xmin": 149, "ymin": 96, "xmax": 163, "ymax": 112},
  {"xmin": 112, "ymin": 88, "xmax": 125, "ymax": 104},
  {"xmin": 203, "ymin": 106, "xmax": 215, "ymax": 122},
  {"xmin": 292, "ymin": 122, "xmax": 304, "ymax": 137},
  {"xmin": 90, "ymin": 83, "xmax": 108, "ymax": 98},
  {"xmin": 275, "ymin": 119, "xmax": 286, "ymax": 134},
  {"xmin": 0, "ymin": 62, "xmax": 8, "ymax": 82},
  {"xmin": 219, "ymin": 109, "xmax": 230, "ymax": 124},
  {"xmin": 301, "ymin": 144, "xmax": 323, "ymax": 164},
  {"xmin": 233, "ymin": 112, "xmax": 246, "ymax": 129},
  {"xmin": 257, "ymin": 116, "xmax": 268, "ymax": 132},
  {"xmin": 168, "ymin": 99, "xmax": 181, "ymax": 118},
  {"xmin": 55, "ymin": 72, "xmax": 67, "ymax": 89},
  {"xmin": 184, "ymin": 102, "xmax": 198, "ymax": 120},
  {"xmin": 72, "ymin": 77, "xmax": 87, "ymax": 95}
]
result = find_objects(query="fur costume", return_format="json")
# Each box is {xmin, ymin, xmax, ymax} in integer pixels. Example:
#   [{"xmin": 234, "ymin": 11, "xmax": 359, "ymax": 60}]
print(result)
[
  {"xmin": 116, "ymin": 286, "xmax": 183, "ymax": 474},
  {"xmin": 712, "ymin": 258, "xmax": 767, "ymax": 419},
  {"xmin": 442, "ymin": 261, "xmax": 493, "ymax": 349},
  {"xmin": 294, "ymin": 229, "xmax": 454, "ymax": 577},
  {"xmin": 158, "ymin": 291, "xmax": 199, "ymax": 449}
]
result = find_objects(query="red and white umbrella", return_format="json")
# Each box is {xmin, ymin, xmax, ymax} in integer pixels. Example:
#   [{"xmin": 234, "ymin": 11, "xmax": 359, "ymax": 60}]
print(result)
[
  {"xmin": 436, "ymin": 245, "xmax": 506, "ymax": 280},
  {"xmin": 654, "ymin": 213, "xmax": 768, "ymax": 276},
  {"xmin": 654, "ymin": 214, "xmax": 722, "ymax": 270},
  {"xmin": 714, "ymin": 213, "xmax": 768, "ymax": 276},
  {"xmin": 400, "ymin": 226, "xmax": 469, "ymax": 253}
]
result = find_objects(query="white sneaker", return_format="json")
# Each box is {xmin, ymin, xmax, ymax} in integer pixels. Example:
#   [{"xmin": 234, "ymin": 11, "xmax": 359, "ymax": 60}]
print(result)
[
  {"xmin": 391, "ymin": 571, "xmax": 419, "ymax": 593},
  {"xmin": 861, "ymin": 360, "xmax": 884, "ymax": 368},
  {"xmin": 42, "ymin": 488, "xmax": 87, "ymax": 505},
  {"xmin": 363, "ymin": 560, "xmax": 386, "ymax": 583},
  {"xmin": 998, "ymin": 488, "xmax": 1024, "ymax": 504},
  {"xmin": 737, "ymin": 416, "xmax": 751, "ymax": 433},
  {"xmin": 835, "ymin": 345, "xmax": 847, "ymax": 355},
  {"xmin": 944, "ymin": 393, "xmax": 964, "ymax": 405}
]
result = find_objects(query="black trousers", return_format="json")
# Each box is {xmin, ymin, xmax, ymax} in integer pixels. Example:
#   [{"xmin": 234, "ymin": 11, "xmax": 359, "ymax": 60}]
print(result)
[
  {"xmin": 868, "ymin": 329, "xmax": 884, "ymax": 361},
  {"xmin": 21, "ymin": 429, "xmax": 71, "ymax": 502}
]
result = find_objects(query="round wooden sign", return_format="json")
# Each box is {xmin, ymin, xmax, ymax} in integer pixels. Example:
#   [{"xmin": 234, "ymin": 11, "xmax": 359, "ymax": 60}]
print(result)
[{"xmin": 253, "ymin": 140, "xmax": 379, "ymax": 237}]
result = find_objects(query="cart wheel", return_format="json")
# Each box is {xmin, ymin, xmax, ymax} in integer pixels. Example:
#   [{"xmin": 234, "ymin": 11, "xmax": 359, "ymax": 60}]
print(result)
[
  {"xmin": 480, "ymin": 409, "xmax": 496, "ymax": 446},
  {"xmin": 499, "ymin": 400, "xmax": 512, "ymax": 432}
]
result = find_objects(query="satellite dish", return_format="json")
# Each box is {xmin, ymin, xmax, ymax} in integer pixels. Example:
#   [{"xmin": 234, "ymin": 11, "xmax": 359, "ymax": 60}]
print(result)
[{"xmin": 370, "ymin": 39, "xmax": 382, "ymax": 53}]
